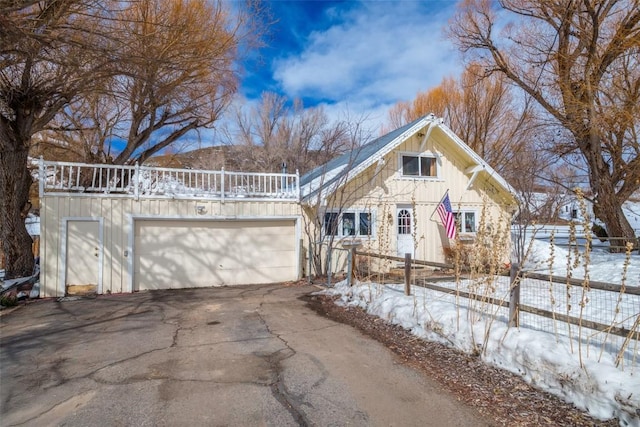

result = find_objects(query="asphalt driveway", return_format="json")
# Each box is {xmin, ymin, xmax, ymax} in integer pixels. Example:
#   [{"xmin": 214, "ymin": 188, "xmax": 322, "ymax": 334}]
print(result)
[{"xmin": 0, "ymin": 283, "xmax": 489, "ymax": 426}]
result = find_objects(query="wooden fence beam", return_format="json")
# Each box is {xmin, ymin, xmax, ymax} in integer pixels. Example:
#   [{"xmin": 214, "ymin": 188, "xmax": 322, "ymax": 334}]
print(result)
[
  {"xmin": 404, "ymin": 253, "xmax": 411, "ymax": 296},
  {"xmin": 509, "ymin": 264, "xmax": 520, "ymax": 327}
]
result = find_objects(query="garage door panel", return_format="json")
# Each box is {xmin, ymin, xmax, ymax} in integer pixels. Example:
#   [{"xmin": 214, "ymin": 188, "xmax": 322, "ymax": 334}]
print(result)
[
  {"xmin": 134, "ymin": 219, "xmax": 297, "ymax": 290},
  {"xmin": 215, "ymin": 266, "xmax": 296, "ymax": 285},
  {"xmin": 238, "ymin": 251, "xmax": 296, "ymax": 268},
  {"xmin": 240, "ymin": 236, "xmax": 295, "ymax": 258}
]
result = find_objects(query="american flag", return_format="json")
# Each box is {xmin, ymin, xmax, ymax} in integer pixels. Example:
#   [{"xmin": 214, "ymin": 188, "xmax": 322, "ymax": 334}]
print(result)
[{"xmin": 436, "ymin": 193, "xmax": 456, "ymax": 239}]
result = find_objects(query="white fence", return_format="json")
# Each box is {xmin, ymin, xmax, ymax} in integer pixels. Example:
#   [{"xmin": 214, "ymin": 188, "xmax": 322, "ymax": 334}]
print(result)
[{"xmin": 38, "ymin": 159, "xmax": 300, "ymax": 201}]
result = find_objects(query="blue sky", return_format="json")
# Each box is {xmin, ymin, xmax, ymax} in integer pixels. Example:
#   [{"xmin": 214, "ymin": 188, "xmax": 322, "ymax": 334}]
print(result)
[{"xmin": 236, "ymin": 0, "xmax": 464, "ymax": 129}]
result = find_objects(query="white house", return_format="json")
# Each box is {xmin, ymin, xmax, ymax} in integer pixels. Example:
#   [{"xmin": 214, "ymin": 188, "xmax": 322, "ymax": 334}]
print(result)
[
  {"xmin": 38, "ymin": 115, "xmax": 516, "ymax": 297},
  {"xmin": 299, "ymin": 114, "xmax": 517, "ymax": 267}
]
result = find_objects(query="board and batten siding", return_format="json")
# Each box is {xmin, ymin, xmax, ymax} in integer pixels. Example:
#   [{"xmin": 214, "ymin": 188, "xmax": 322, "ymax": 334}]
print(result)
[
  {"xmin": 40, "ymin": 196, "xmax": 302, "ymax": 297},
  {"xmin": 319, "ymin": 126, "xmax": 514, "ymax": 265}
]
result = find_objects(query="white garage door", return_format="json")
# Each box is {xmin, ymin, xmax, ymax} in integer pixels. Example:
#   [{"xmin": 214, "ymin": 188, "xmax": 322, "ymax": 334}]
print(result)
[{"xmin": 134, "ymin": 219, "xmax": 298, "ymax": 291}]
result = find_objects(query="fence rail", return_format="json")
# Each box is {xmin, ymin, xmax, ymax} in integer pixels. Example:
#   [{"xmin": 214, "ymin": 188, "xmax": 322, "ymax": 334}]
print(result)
[
  {"xmin": 355, "ymin": 251, "xmax": 456, "ymax": 270},
  {"xmin": 522, "ymin": 271, "xmax": 640, "ymax": 295},
  {"xmin": 513, "ymin": 224, "xmax": 640, "ymax": 253},
  {"xmin": 38, "ymin": 159, "xmax": 300, "ymax": 201},
  {"xmin": 354, "ymin": 252, "xmax": 639, "ymax": 366}
]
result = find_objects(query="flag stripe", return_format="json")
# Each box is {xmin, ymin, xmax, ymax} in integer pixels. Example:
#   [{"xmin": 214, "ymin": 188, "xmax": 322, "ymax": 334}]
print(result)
[{"xmin": 437, "ymin": 193, "xmax": 456, "ymax": 239}]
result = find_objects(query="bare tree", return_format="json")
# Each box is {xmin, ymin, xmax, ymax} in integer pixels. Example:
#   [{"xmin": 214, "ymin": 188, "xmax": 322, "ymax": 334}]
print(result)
[
  {"xmin": 388, "ymin": 76, "xmax": 459, "ymax": 128},
  {"xmin": 0, "ymin": 0, "xmax": 265, "ymax": 278},
  {"xmin": 51, "ymin": 0, "xmax": 263, "ymax": 166},
  {"xmin": 448, "ymin": 0, "xmax": 640, "ymax": 250},
  {"xmin": 300, "ymin": 117, "xmax": 374, "ymax": 278},
  {"xmin": 0, "ymin": 0, "xmax": 118, "ymax": 278},
  {"xmin": 387, "ymin": 63, "xmax": 537, "ymax": 177},
  {"xmin": 224, "ymin": 92, "xmax": 351, "ymax": 174},
  {"xmin": 33, "ymin": 91, "xmax": 124, "ymax": 163}
]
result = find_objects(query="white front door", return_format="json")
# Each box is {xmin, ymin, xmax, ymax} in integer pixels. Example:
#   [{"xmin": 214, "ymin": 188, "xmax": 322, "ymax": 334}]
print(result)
[
  {"xmin": 396, "ymin": 208, "xmax": 414, "ymax": 257},
  {"xmin": 65, "ymin": 219, "xmax": 102, "ymax": 294}
]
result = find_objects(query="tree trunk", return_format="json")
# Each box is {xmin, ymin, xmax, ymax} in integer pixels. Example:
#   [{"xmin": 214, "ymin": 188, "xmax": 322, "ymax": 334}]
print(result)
[
  {"xmin": 589, "ymin": 154, "xmax": 636, "ymax": 252},
  {"xmin": 581, "ymin": 133, "xmax": 638, "ymax": 253},
  {"xmin": 593, "ymin": 190, "xmax": 637, "ymax": 253},
  {"xmin": 0, "ymin": 146, "xmax": 35, "ymax": 279}
]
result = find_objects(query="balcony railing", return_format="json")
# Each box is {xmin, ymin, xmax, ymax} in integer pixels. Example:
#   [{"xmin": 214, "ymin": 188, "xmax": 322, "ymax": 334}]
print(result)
[{"xmin": 38, "ymin": 159, "xmax": 300, "ymax": 201}]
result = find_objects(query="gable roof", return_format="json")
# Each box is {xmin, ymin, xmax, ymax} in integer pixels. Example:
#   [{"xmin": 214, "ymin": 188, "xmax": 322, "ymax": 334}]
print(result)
[{"xmin": 300, "ymin": 114, "xmax": 515, "ymax": 204}]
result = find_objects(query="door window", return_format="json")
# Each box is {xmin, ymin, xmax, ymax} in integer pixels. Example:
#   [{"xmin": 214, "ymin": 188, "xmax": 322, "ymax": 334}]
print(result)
[{"xmin": 398, "ymin": 209, "xmax": 411, "ymax": 235}]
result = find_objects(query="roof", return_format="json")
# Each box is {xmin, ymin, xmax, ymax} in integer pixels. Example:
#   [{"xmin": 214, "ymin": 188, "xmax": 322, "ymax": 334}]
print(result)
[{"xmin": 300, "ymin": 114, "xmax": 515, "ymax": 204}]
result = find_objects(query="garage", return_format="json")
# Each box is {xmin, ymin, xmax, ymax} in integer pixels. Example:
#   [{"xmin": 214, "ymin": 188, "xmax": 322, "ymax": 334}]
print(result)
[{"xmin": 133, "ymin": 218, "xmax": 299, "ymax": 291}]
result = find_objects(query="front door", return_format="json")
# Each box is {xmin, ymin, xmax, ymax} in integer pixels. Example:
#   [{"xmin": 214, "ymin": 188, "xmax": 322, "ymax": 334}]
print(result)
[
  {"xmin": 65, "ymin": 219, "xmax": 101, "ymax": 295},
  {"xmin": 396, "ymin": 208, "xmax": 414, "ymax": 257}
]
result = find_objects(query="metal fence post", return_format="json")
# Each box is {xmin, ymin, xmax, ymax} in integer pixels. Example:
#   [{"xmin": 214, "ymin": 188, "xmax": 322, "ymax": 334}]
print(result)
[
  {"xmin": 221, "ymin": 167, "xmax": 225, "ymax": 203},
  {"xmin": 307, "ymin": 239, "xmax": 313, "ymax": 285},
  {"xmin": 404, "ymin": 253, "xmax": 411, "ymax": 296},
  {"xmin": 509, "ymin": 263, "xmax": 520, "ymax": 327},
  {"xmin": 134, "ymin": 162, "xmax": 139, "ymax": 201}
]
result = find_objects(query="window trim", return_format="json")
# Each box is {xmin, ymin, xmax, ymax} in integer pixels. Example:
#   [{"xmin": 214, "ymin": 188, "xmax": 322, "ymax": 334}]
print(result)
[
  {"xmin": 397, "ymin": 151, "xmax": 441, "ymax": 179},
  {"xmin": 454, "ymin": 210, "xmax": 477, "ymax": 234},
  {"xmin": 323, "ymin": 209, "xmax": 376, "ymax": 239}
]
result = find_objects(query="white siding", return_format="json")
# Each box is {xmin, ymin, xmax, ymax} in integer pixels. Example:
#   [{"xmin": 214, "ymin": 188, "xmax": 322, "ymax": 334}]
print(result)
[
  {"xmin": 134, "ymin": 219, "xmax": 297, "ymax": 290},
  {"xmin": 41, "ymin": 196, "xmax": 302, "ymax": 297},
  {"xmin": 316, "ymin": 126, "xmax": 515, "ymax": 267}
]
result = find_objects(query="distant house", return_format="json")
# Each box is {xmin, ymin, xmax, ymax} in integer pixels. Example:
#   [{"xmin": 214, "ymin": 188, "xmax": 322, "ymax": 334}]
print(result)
[
  {"xmin": 37, "ymin": 115, "xmax": 516, "ymax": 297},
  {"xmin": 559, "ymin": 197, "xmax": 640, "ymax": 235},
  {"xmin": 521, "ymin": 191, "xmax": 640, "ymax": 235}
]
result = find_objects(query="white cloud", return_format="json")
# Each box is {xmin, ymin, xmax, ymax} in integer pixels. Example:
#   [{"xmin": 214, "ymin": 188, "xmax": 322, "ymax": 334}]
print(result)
[
  {"xmin": 316, "ymin": 100, "xmax": 398, "ymax": 140},
  {"xmin": 272, "ymin": 1, "xmax": 462, "ymax": 117}
]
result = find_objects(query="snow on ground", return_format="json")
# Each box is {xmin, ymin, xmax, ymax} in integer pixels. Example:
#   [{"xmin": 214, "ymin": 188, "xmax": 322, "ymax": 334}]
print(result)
[
  {"xmin": 319, "ymin": 242, "xmax": 640, "ymax": 426},
  {"xmin": 522, "ymin": 239, "xmax": 640, "ymax": 284}
]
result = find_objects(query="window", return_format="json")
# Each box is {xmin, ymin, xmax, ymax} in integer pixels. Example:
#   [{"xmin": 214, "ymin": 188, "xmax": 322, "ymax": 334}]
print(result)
[
  {"xmin": 401, "ymin": 155, "xmax": 437, "ymax": 177},
  {"xmin": 397, "ymin": 209, "xmax": 411, "ymax": 235},
  {"xmin": 359, "ymin": 212, "xmax": 371, "ymax": 236},
  {"xmin": 323, "ymin": 210, "xmax": 375, "ymax": 238},
  {"xmin": 342, "ymin": 212, "xmax": 355, "ymax": 236},
  {"xmin": 324, "ymin": 212, "xmax": 339, "ymax": 236},
  {"xmin": 455, "ymin": 211, "xmax": 476, "ymax": 233}
]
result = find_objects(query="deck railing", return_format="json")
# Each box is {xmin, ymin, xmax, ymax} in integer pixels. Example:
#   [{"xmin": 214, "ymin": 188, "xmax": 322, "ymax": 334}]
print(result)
[{"xmin": 38, "ymin": 159, "xmax": 300, "ymax": 201}]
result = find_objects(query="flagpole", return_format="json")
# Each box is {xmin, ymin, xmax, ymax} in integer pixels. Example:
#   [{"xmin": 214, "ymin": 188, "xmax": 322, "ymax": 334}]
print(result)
[{"xmin": 429, "ymin": 189, "xmax": 449, "ymax": 221}]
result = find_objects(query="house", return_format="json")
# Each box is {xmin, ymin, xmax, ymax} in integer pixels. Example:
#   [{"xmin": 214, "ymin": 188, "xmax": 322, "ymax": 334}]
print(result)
[
  {"xmin": 558, "ymin": 196, "xmax": 640, "ymax": 236},
  {"xmin": 37, "ymin": 115, "xmax": 516, "ymax": 297},
  {"xmin": 299, "ymin": 114, "xmax": 517, "ymax": 271}
]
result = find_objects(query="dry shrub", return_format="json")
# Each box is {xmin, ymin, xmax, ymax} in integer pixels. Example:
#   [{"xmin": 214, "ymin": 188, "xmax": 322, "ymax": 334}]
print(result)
[{"xmin": 443, "ymin": 243, "xmax": 472, "ymax": 268}]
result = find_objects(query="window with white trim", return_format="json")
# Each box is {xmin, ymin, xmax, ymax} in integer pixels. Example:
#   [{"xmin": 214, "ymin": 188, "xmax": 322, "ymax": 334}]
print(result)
[
  {"xmin": 455, "ymin": 211, "xmax": 476, "ymax": 233},
  {"xmin": 401, "ymin": 154, "xmax": 437, "ymax": 177},
  {"xmin": 323, "ymin": 210, "xmax": 374, "ymax": 237}
]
